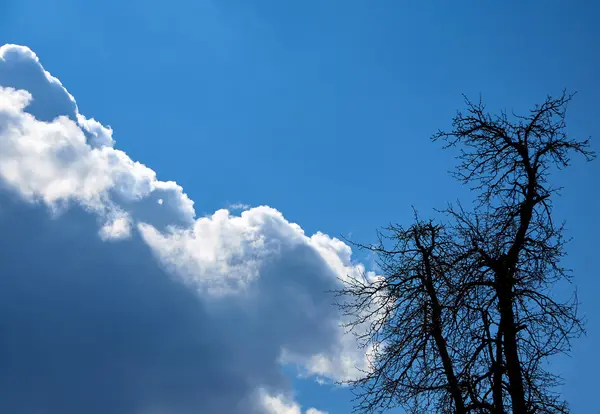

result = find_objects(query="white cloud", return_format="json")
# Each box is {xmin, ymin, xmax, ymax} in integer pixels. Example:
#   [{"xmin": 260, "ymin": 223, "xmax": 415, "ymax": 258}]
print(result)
[
  {"xmin": 306, "ymin": 409, "xmax": 328, "ymax": 414},
  {"xmin": 138, "ymin": 208, "xmax": 268, "ymax": 296},
  {"xmin": 139, "ymin": 207, "xmax": 373, "ymax": 379},
  {"xmin": 229, "ymin": 202, "xmax": 251, "ymax": 210},
  {"xmin": 0, "ymin": 79, "xmax": 194, "ymax": 238},
  {"xmin": 99, "ymin": 212, "xmax": 131, "ymax": 241},
  {"xmin": 0, "ymin": 43, "xmax": 379, "ymax": 412},
  {"xmin": 258, "ymin": 390, "xmax": 327, "ymax": 414},
  {"xmin": 0, "ymin": 44, "xmax": 114, "ymax": 148},
  {"xmin": 260, "ymin": 393, "xmax": 302, "ymax": 414}
]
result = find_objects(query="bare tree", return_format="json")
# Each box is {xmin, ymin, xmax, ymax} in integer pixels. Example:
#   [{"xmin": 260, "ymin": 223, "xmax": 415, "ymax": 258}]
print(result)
[
  {"xmin": 338, "ymin": 92, "xmax": 594, "ymax": 414},
  {"xmin": 338, "ymin": 217, "xmax": 502, "ymax": 414},
  {"xmin": 338, "ymin": 219, "xmax": 468, "ymax": 413}
]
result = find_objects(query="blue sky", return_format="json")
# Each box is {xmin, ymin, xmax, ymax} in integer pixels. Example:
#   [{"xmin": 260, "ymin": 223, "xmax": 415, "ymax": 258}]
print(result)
[{"xmin": 0, "ymin": 1, "xmax": 598, "ymax": 413}]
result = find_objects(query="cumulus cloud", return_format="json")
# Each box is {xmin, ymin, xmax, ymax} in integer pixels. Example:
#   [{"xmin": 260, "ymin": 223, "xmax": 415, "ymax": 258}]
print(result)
[
  {"xmin": 0, "ymin": 44, "xmax": 114, "ymax": 148},
  {"xmin": 0, "ymin": 44, "xmax": 195, "ymax": 236},
  {"xmin": 0, "ymin": 44, "xmax": 375, "ymax": 414},
  {"xmin": 258, "ymin": 390, "xmax": 328, "ymax": 414},
  {"xmin": 99, "ymin": 211, "xmax": 132, "ymax": 241}
]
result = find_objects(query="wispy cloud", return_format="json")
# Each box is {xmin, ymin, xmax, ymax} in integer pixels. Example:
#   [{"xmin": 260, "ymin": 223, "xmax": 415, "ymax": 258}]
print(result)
[{"xmin": 229, "ymin": 202, "xmax": 252, "ymax": 210}]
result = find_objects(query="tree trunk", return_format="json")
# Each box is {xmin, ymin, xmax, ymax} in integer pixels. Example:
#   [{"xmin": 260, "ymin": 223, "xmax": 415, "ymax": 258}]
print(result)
[
  {"xmin": 496, "ymin": 268, "xmax": 527, "ymax": 414},
  {"xmin": 421, "ymin": 249, "xmax": 466, "ymax": 414}
]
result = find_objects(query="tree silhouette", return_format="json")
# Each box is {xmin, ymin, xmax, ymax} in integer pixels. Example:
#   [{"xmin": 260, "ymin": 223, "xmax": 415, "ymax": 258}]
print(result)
[{"xmin": 337, "ymin": 92, "xmax": 594, "ymax": 414}]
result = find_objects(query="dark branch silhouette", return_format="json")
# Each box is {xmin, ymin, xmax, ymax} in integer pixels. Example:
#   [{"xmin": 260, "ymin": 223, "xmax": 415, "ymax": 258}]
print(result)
[{"xmin": 337, "ymin": 92, "xmax": 594, "ymax": 414}]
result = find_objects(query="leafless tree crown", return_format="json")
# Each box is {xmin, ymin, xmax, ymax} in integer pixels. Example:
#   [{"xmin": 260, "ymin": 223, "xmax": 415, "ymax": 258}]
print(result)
[{"xmin": 337, "ymin": 92, "xmax": 595, "ymax": 414}]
